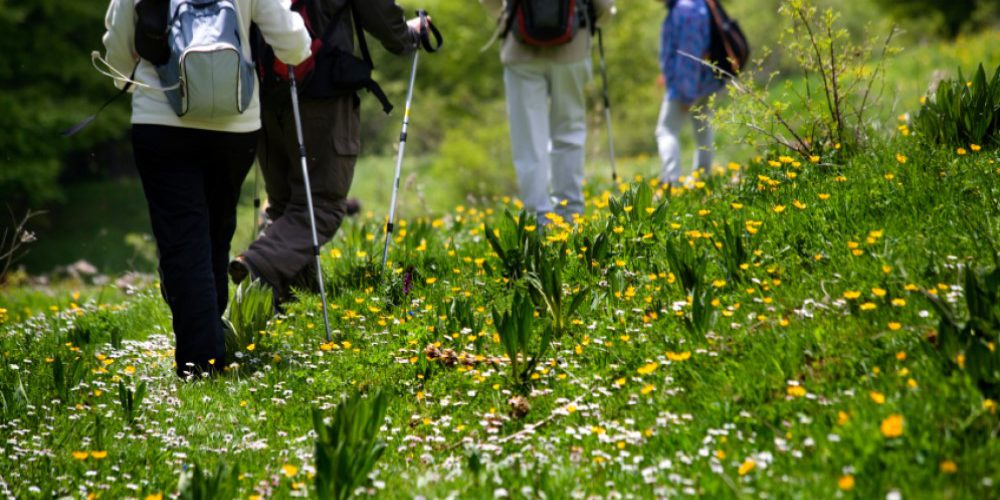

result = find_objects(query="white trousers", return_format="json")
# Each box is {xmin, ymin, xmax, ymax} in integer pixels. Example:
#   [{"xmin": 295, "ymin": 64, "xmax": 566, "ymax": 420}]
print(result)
[
  {"xmin": 655, "ymin": 95, "xmax": 714, "ymax": 184},
  {"xmin": 503, "ymin": 59, "xmax": 591, "ymax": 218}
]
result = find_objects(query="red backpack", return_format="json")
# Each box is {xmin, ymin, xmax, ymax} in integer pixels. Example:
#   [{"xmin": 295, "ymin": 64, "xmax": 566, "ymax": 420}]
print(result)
[{"xmin": 504, "ymin": 0, "xmax": 591, "ymax": 47}]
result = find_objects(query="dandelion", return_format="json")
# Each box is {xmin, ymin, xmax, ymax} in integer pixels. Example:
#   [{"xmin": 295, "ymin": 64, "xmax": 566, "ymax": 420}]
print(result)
[
  {"xmin": 843, "ymin": 290, "xmax": 861, "ymax": 300},
  {"xmin": 666, "ymin": 351, "xmax": 691, "ymax": 362},
  {"xmin": 860, "ymin": 302, "xmax": 877, "ymax": 311},
  {"xmin": 738, "ymin": 459, "xmax": 756, "ymax": 476},
  {"xmin": 869, "ymin": 391, "xmax": 886, "ymax": 404},
  {"xmin": 983, "ymin": 399, "xmax": 997, "ymax": 414},
  {"xmin": 637, "ymin": 362, "xmax": 659, "ymax": 375},
  {"xmin": 956, "ymin": 353, "xmax": 965, "ymax": 370},
  {"xmin": 837, "ymin": 411, "xmax": 850, "ymax": 426},
  {"xmin": 881, "ymin": 414, "xmax": 904, "ymax": 438},
  {"xmin": 838, "ymin": 475, "xmax": 855, "ymax": 491},
  {"xmin": 809, "ymin": 155, "xmax": 820, "ymax": 163}
]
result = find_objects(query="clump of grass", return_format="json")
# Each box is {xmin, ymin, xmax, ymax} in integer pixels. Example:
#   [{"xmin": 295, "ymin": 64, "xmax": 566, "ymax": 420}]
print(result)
[
  {"xmin": 223, "ymin": 279, "xmax": 273, "ymax": 354},
  {"xmin": 313, "ymin": 390, "xmax": 390, "ymax": 500}
]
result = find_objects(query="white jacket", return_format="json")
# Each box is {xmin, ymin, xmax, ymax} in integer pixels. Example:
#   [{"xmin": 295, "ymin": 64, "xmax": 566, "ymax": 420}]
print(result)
[{"xmin": 102, "ymin": 0, "xmax": 311, "ymax": 133}]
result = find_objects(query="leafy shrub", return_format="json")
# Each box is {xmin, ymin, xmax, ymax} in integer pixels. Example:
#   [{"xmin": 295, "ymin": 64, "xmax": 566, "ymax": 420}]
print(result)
[
  {"xmin": 525, "ymin": 245, "xmax": 589, "ymax": 340},
  {"xmin": 484, "ymin": 210, "xmax": 542, "ymax": 282},
  {"xmin": 913, "ymin": 63, "xmax": 1000, "ymax": 149},
  {"xmin": 223, "ymin": 280, "xmax": 274, "ymax": 354},
  {"xmin": 117, "ymin": 380, "xmax": 146, "ymax": 427},
  {"xmin": 177, "ymin": 462, "xmax": 241, "ymax": 500},
  {"xmin": 51, "ymin": 355, "xmax": 86, "ymax": 403},
  {"xmin": 925, "ymin": 263, "xmax": 1000, "ymax": 399},
  {"xmin": 714, "ymin": 218, "xmax": 751, "ymax": 284},
  {"xmin": 69, "ymin": 308, "xmax": 125, "ymax": 349},
  {"xmin": 313, "ymin": 390, "xmax": 390, "ymax": 500},
  {"xmin": 492, "ymin": 290, "xmax": 550, "ymax": 393},
  {"xmin": 713, "ymin": 0, "xmax": 900, "ymax": 158}
]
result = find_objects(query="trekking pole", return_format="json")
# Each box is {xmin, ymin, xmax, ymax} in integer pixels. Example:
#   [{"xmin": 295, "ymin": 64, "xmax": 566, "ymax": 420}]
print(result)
[
  {"xmin": 596, "ymin": 28, "xmax": 618, "ymax": 182},
  {"xmin": 288, "ymin": 67, "xmax": 333, "ymax": 342},
  {"xmin": 381, "ymin": 10, "xmax": 443, "ymax": 273}
]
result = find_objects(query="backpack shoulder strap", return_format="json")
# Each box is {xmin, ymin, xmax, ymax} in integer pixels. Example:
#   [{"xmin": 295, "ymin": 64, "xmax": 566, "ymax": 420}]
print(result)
[
  {"xmin": 347, "ymin": 3, "xmax": 375, "ymax": 67},
  {"xmin": 704, "ymin": 0, "xmax": 738, "ymax": 72},
  {"xmin": 501, "ymin": 0, "xmax": 522, "ymax": 39}
]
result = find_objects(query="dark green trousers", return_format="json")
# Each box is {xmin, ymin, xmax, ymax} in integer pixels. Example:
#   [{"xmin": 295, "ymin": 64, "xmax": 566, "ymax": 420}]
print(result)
[{"xmin": 244, "ymin": 92, "xmax": 359, "ymax": 294}]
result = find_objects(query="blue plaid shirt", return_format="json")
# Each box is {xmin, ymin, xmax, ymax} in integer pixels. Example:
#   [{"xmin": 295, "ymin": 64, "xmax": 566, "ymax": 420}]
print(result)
[{"xmin": 660, "ymin": 0, "xmax": 724, "ymax": 105}]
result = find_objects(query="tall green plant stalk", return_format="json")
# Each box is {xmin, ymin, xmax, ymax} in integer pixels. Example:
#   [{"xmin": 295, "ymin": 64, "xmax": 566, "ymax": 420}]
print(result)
[{"xmin": 313, "ymin": 390, "xmax": 390, "ymax": 500}]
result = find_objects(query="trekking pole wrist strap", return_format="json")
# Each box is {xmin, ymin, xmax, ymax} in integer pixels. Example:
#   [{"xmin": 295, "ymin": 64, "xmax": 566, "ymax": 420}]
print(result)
[{"xmin": 416, "ymin": 10, "xmax": 443, "ymax": 53}]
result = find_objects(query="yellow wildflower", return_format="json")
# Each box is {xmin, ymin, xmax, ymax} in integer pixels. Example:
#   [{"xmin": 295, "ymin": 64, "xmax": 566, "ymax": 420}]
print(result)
[{"xmin": 881, "ymin": 414, "xmax": 904, "ymax": 438}]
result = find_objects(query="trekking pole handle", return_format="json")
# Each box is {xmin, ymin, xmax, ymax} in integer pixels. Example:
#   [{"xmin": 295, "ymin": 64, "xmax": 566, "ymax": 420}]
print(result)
[{"xmin": 416, "ymin": 10, "xmax": 443, "ymax": 53}]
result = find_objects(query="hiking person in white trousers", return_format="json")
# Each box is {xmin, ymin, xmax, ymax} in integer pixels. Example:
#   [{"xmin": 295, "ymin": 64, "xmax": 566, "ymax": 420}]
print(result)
[
  {"xmin": 482, "ymin": 0, "xmax": 615, "ymax": 221},
  {"xmin": 656, "ymin": 0, "xmax": 724, "ymax": 186}
]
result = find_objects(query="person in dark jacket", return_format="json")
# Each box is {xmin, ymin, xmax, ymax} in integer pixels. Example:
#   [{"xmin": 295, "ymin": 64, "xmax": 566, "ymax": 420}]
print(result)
[{"xmin": 230, "ymin": 0, "xmax": 425, "ymax": 303}]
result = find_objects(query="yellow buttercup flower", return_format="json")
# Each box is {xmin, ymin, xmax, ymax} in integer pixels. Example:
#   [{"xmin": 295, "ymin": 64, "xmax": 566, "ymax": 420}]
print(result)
[
  {"xmin": 838, "ymin": 475, "xmax": 855, "ymax": 491},
  {"xmin": 881, "ymin": 414, "xmax": 904, "ymax": 438}
]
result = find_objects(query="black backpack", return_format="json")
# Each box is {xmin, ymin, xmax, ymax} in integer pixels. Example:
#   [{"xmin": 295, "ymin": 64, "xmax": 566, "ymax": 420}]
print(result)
[
  {"xmin": 504, "ymin": 0, "xmax": 592, "ymax": 47},
  {"xmin": 253, "ymin": 0, "xmax": 394, "ymax": 113},
  {"xmin": 705, "ymin": 0, "xmax": 749, "ymax": 77}
]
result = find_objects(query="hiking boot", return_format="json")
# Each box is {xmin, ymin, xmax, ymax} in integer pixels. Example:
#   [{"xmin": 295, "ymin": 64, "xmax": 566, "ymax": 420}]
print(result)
[
  {"xmin": 345, "ymin": 198, "xmax": 362, "ymax": 217},
  {"xmin": 228, "ymin": 255, "xmax": 257, "ymax": 285}
]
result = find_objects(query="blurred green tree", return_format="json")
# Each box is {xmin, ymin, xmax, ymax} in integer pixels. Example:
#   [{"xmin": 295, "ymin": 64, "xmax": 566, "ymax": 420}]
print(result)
[
  {"xmin": 872, "ymin": 0, "xmax": 982, "ymax": 38},
  {"xmin": 0, "ymin": 0, "xmax": 130, "ymax": 209}
]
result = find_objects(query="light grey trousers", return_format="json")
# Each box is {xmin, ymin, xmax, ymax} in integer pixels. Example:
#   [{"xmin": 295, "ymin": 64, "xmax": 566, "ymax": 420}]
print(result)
[
  {"xmin": 655, "ymin": 95, "xmax": 714, "ymax": 184},
  {"xmin": 503, "ymin": 59, "xmax": 591, "ymax": 218}
]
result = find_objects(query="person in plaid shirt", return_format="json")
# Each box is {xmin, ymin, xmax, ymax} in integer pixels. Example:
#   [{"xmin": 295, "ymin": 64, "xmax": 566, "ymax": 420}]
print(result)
[{"xmin": 656, "ymin": 0, "xmax": 725, "ymax": 186}]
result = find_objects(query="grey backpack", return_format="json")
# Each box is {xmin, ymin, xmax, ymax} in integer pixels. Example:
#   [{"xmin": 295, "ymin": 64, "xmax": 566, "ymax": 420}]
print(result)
[{"xmin": 157, "ymin": 0, "xmax": 255, "ymax": 118}]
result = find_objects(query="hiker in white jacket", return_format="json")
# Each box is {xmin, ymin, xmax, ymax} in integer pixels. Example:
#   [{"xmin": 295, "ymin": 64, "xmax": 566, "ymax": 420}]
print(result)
[{"xmin": 101, "ymin": 0, "xmax": 310, "ymax": 378}]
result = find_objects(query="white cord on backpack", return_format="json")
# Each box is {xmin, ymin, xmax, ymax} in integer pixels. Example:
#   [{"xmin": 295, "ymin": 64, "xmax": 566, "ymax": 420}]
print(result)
[{"xmin": 91, "ymin": 51, "xmax": 180, "ymax": 92}]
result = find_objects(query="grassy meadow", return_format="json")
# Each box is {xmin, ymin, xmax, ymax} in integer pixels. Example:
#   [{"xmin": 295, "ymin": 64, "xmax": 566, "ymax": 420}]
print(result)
[{"xmin": 2, "ymin": 12, "xmax": 1000, "ymax": 500}]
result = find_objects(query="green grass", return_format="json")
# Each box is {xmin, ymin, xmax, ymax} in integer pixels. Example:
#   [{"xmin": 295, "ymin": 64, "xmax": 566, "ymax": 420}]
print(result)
[{"xmin": 3, "ymin": 129, "xmax": 1000, "ymax": 497}]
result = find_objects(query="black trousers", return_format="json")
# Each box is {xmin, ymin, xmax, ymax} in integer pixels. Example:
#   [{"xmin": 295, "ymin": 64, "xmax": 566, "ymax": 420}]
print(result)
[{"xmin": 132, "ymin": 124, "xmax": 255, "ymax": 378}]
